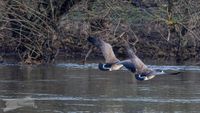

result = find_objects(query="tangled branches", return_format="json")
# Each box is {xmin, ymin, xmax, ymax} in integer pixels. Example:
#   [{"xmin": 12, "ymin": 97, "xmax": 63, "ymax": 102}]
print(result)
[
  {"xmin": 0, "ymin": 0, "xmax": 81, "ymax": 64},
  {"xmin": 0, "ymin": 0, "xmax": 200, "ymax": 64}
]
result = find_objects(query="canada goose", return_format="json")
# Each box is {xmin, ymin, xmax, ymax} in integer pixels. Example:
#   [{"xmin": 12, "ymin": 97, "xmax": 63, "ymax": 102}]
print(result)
[{"xmin": 88, "ymin": 36, "xmax": 180, "ymax": 81}]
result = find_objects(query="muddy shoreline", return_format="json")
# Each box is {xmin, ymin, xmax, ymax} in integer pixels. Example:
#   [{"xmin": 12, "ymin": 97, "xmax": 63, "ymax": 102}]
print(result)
[{"xmin": 0, "ymin": 50, "xmax": 199, "ymax": 65}]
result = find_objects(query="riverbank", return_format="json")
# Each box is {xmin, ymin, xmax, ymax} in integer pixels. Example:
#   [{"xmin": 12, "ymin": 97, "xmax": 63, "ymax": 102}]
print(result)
[
  {"xmin": 0, "ymin": 0, "xmax": 199, "ymax": 64},
  {"xmin": 0, "ymin": 51, "xmax": 199, "ymax": 66}
]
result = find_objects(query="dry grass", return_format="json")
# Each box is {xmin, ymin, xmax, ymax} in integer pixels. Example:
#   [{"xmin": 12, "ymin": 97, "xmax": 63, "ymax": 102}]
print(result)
[
  {"xmin": 0, "ymin": 0, "xmax": 66, "ymax": 64},
  {"xmin": 0, "ymin": 0, "xmax": 199, "ymax": 64}
]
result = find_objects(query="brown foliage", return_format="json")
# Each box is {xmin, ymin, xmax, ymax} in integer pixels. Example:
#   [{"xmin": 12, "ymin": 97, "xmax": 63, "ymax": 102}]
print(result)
[
  {"xmin": 0, "ymin": 0, "xmax": 200, "ymax": 64},
  {"xmin": 0, "ymin": 0, "xmax": 81, "ymax": 64}
]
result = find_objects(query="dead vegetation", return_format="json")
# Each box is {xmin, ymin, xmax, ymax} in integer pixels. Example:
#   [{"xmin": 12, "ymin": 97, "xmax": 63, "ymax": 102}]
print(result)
[
  {"xmin": 0, "ymin": 0, "xmax": 200, "ymax": 64},
  {"xmin": 0, "ymin": 0, "xmax": 80, "ymax": 64},
  {"xmin": 59, "ymin": 0, "xmax": 200, "ymax": 62}
]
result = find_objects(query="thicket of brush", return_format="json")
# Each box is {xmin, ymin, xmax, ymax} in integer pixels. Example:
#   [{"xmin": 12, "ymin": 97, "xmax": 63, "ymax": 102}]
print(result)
[
  {"xmin": 0, "ymin": 0, "xmax": 80, "ymax": 64},
  {"xmin": 0, "ymin": 0, "xmax": 200, "ymax": 64}
]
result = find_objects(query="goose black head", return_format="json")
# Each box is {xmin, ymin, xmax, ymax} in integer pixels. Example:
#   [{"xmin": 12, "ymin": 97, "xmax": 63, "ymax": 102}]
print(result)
[
  {"xmin": 98, "ymin": 63, "xmax": 112, "ymax": 71},
  {"xmin": 87, "ymin": 36, "xmax": 101, "ymax": 47},
  {"xmin": 135, "ymin": 72, "xmax": 156, "ymax": 81}
]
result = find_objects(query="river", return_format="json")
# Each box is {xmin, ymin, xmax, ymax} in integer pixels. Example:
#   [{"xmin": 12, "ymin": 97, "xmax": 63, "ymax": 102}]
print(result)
[{"xmin": 0, "ymin": 62, "xmax": 200, "ymax": 113}]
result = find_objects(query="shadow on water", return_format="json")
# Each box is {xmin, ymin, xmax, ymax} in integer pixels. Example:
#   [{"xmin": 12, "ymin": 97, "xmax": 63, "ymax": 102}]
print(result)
[{"xmin": 0, "ymin": 63, "xmax": 200, "ymax": 113}]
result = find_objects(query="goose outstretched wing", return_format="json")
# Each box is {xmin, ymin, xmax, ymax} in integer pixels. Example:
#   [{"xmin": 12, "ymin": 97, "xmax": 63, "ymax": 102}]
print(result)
[
  {"xmin": 124, "ymin": 41, "xmax": 152, "ymax": 73},
  {"xmin": 116, "ymin": 59, "xmax": 136, "ymax": 72},
  {"xmin": 88, "ymin": 36, "xmax": 119, "ymax": 64}
]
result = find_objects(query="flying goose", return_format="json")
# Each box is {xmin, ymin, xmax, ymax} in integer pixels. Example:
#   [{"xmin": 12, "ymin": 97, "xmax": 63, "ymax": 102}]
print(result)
[{"xmin": 87, "ymin": 36, "xmax": 180, "ymax": 81}]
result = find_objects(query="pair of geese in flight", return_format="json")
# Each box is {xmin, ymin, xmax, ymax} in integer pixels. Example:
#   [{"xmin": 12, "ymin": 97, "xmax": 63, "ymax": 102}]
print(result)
[{"xmin": 87, "ymin": 36, "xmax": 181, "ymax": 81}]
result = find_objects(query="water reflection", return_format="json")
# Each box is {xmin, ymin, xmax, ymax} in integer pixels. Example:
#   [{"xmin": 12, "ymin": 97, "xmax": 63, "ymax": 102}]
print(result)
[{"xmin": 0, "ymin": 64, "xmax": 200, "ymax": 113}]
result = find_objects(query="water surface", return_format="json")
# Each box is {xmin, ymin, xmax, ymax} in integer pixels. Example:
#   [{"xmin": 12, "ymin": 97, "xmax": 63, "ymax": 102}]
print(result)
[{"xmin": 0, "ymin": 63, "xmax": 200, "ymax": 113}]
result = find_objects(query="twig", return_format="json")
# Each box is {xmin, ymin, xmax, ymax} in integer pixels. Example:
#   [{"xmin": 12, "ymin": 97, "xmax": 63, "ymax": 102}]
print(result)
[
  {"xmin": 178, "ymin": 22, "xmax": 200, "ymax": 41},
  {"xmin": 167, "ymin": 27, "xmax": 171, "ymax": 41},
  {"xmin": 83, "ymin": 45, "xmax": 93, "ymax": 64},
  {"xmin": 114, "ymin": 18, "xmax": 121, "ymax": 36}
]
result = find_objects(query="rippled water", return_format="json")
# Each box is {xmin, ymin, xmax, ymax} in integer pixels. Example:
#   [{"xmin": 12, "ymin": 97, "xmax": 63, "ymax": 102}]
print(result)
[{"xmin": 0, "ymin": 63, "xmax": 200, "ymax": 113}]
